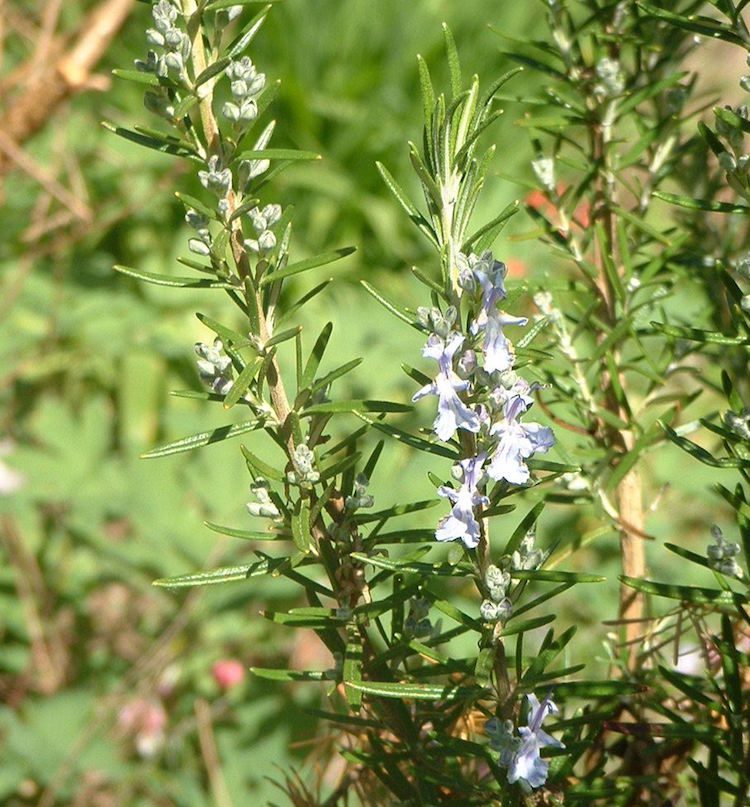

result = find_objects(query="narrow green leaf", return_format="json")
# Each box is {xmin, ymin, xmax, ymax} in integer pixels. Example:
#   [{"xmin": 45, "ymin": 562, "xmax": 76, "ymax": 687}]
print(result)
[
  {"xmin": 511, "ymin": 570, "xmax": 606, "ymax": 584},
  {"xmin": 366, "ymin": 529, "xmax": 435, "ymax": 545},
  {"xmin": 112, "ymin": 68, "xmax": 161, "ymax": 87},
  {"xmin": 462, "ymin": 200, "xmax": 519, "ymax": 253},
  {"xmin": 251, "ymin": 667, "xmax": 329, "ymax": 682},
  {"xmin": 114, "ymin": 264, "xmax": 233, "ymax": 289},
  {"xmin": 261, "ymin": 248, "xmax": 355, "ymax": 286},
  {"xmin": 206, "ymin": 0, "xmax": 279, "ymax": 9},
  {"xmin": 662, "ymin": 421, "xmax": 750, "ymax": 467},
  {"xmin": 343, "ymin": 624, "xmax": 364, "ymax": 709},
  {"xmin": 311, "ymin": 358, "xmax": 363, "ymax": 395},
  {"xmin": 550, "ymin": 680, "xmax": 645, "ymax": 698},
  {"xmin": 714, "ymin": 104, "xmax": 750, "ymax": 135},
  {"xmin": 636, "ymin": 3, "xmax": 746, "ymax": 46},
  {"xmin": 235, "ymin": 147, "xmax": 320, "ymax": 162},
  {"xmin": 346, "ymin": 680, "xmax": 485, "ymax": 701},
  {"xmin": 653, "ymin": 320, "xmax": 747, "ymax": 345},
  {"xmin": 265, "ymin": 325, "xmax": 302, "ymax": 349},
  {"xmin": 296, "ymin": 323, "xmax": 333, "ymax": 396},
  {"xmin": 154, "ymin": 555, "xmax": 294, "ymax": 587},
  {"xmin": 226, "ymin": 5, "xmax": 270, "ymax": 60},
  {"xmin": 291, "ymin": 499, "xmax": 313, "ymax": 553},
  {"xmin": 195, "ymin": 57, "xmax": 230, "ymax": 87},
  {"xmin": 497, "ymin": 613, "xmax": 556, "ymax": 637},
  {"xmin": 141, "ymin": 419, "xmax": 264, "ymax": 458},
  {"xmin": 353, "ymin": 499, "xmax": 440, "ymax": 524},
  {"xmin": 416, "ymin": 54, "xmax": 435, "ymax": 124},
  {"xmin": 175, "ymin": 192, "xmax": 217, "ymax": 220},
  {"xmin": 360, "ymin": 281, "xmax": 423, "ymax": 330},
  {"xmin": 302, "ymin": 399, "xmax": 412, "ymax": 416},
  {"xmin": 282, "ymin": 279, "xmax": 332, "ymax": 322},
  {"xmin": 664, "ymin": 542, "xmax": 714, "ymax": 571},
  {"xmin": 657, "ymin": 665, "xmax": 713, "ymax": 706},
  {"xmin": 354, "ymin": 413, "xmax": 456, "ymax": 459},
  {"xmin": 351, "ymin": 553, "xmax": 467, "ymax": 577},
  {"xmin": 173, "ymin": 94, "xmax": 198, "ymax": 119},
  {"xmin": 442, "ymin": 23, "xmax": 462, "ymax": 99},
  {"xmin": 431, "ymin": 599, "xmax": 482, "ymax": 630},
  {"xmin": 240, "ymin": 443, "xmax": 284, "ymax": 481},
  {"xmin": 222, "ymin": 357, "xmax": 263, "ymax": 409},
  {"xmin": 653, "ymin": 190, "xmax": 750, "ymax": 215},
  {"xmin": 475, "ymin": 647, "xmax": 496, "ymax": 687},
  {"xmin": 318, "ymin": 451, "xmax": 360, "ymax": 485},
  {"xmin": 620, "ymin": 575, "xmax": 748, "ymax": 607},
  {"xmin": 196, "ymin": 313, "xmax": 247, "ymax": 346},
  {"xmin": 204, "ymin": 521, "xmax": 286, "ymax": 541},
  {"xmin": 504, "ymin": 502, "xmax": 545, "ymax": 556},
  {"xmin": 102, "ymin": 121, "xmax": 196, "ymax": 158}
]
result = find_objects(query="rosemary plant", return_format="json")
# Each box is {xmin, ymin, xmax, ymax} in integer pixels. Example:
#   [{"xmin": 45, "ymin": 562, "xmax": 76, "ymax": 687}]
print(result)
[{"xmin": 108, "ymin": 1, "xmax": 750, "ymax": 804}]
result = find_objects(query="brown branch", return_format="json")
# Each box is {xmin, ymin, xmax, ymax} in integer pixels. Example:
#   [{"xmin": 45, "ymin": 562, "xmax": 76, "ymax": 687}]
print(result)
[
  {"xmin": 195, "ymin": 698, "xmax": 234, "ymax": 807},
  {"xmin": 0, "ymin": 0, "xmax": 135, "ymax": 176},
  {"xmin": 590, "ymin": 116, "xmax": 647, "ymax": 671}
]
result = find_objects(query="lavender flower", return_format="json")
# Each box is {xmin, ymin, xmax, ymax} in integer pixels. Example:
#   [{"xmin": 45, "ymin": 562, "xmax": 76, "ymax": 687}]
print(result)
[
  {"xmin": 507, "ymin": 693, "xmax": 564, "ymax": 789},
  {"xmin": 435, "ymin": 453, "xmax": 489, "ymax": 548},
  {"xmin": 459, "ymin": 250, "xmax": 527, "ymax": 373},
  {"xmin": 412, "ymin": 332, "xmax": 481, "ymax": 441},
  {"xmin": 487, "ymin": 419, "xmax": 555, "ymax": 485},
  {"xmin": 475, "ymin": 310, "xmax": 528, "ymax": 374},
  {"xmin": 486, "ymin": 377, "xmax": 554, "ymax": 485}
]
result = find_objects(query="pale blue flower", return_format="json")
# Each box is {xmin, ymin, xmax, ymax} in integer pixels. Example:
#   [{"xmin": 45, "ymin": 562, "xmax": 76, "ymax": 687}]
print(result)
[
  {"xmin": 462, "ymin": 250, "xmax": 527, "ymax": 373},
  {"xmin": 486, "ymin": 378, "xmax": 554, "ymax": 484},
  {"xmin": 435, "ymin": 453, "xmax": 489, "ymax": 548},
  {"xmin": 507, "ymin": 693, "xmax": 564, "ymax": 789},
  {"xmin": 412, "ymin": 332, "xmax": 481, "ymax": 441},
  {"xmin": 475, "ymin": 310, "xmax": 528, "ymax": 374},
  {"xmin": 487, "ymin": 419, "xmax": 554, "ymax": 485}
]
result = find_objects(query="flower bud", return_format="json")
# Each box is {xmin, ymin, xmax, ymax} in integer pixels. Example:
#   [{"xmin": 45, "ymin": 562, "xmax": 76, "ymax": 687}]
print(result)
[
  {"xmin": 222, "ymin": 102, "xmax": 240, "ymax": 122},
  {"xmin": 146, "ymin": 28, "xmax": 165, "ymax": 47},
  {"xmin": 188, "ymin": 238, "xmax": 210, "ymax": 256}
]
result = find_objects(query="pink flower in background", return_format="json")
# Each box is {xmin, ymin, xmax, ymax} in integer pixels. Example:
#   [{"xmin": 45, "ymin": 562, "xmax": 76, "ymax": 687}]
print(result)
[
  {"xmin": 212, "ymin": 659, "xmax": 246, "ymax": 690},
  {"xmin": 118, "ymin": 697, "xmax": 167, "ymax": 758}
]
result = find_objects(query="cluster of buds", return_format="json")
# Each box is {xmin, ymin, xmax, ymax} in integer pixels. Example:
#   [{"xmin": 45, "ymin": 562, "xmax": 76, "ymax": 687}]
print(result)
[
  {"xmin": 480, "ymin": 564, "xmax": 513, "ymax": 624},
  {"xmin": 195, "ymin": 339, "xmax": 233, "ymax": 395},
  {"xmin": 287, "ymin": 444, "xmax": 320, "ymax": 489},
  {"xmin": 345, "ymin": 473, "xmax": 375, "ymax": 512},
  {"xmin": 512, "ymin": 531, "xmax": 544, "ymax": 571},
  {"xmin": 413, "ymin": 249, "xmax": 554, "ymax": 549},
  {"xmin": 198, "ymin": 155, "xmax": 233, "ymax": 199},
  {"xmin": 244, "ymin": 203, "xmax": 281, "ymax": 255},
  {"xmin": 593, "ymin": 56, "xmax": 625, "ymax": 99},
  {"xmin": 404, "ymin": 598, "xmax": 434, "ymax": 639},
  {"xmin": 138, "ymin": 1, "xmax": 190, "ymax": 79},
  {"xmin": 724, "ymin": 408, "xmax": 750, "ymax": 441},
  {"xmin": 715, "ymin": 95, "xmax": 750, "ymax": 199},
  {"xmin": 223, "ymin": 57, "xmax": 266, "ymax": 126},
  {"xmin": 185, "ymin": 209, "xmax": 212, "ymax": 257},
  {"xmin": 246, "ymin": 479, "xmax": 281, "ymax": 519},
  {"xmin": 707, "ymin": 525, "xmax": 744, "ymax": 579}
]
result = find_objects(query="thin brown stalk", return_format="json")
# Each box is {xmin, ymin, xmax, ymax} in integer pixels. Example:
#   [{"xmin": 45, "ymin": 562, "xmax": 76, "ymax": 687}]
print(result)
[
  {"xmin": 0, "ymin": 0, "xmax": 135, "ymax": 175},
  {"xmin": 195, "ymin": 698, "xmax": 234, "ymax": 807},
  {"xmin": 590, "ymin": 113, "xmax": 646, "ymax": 670}
]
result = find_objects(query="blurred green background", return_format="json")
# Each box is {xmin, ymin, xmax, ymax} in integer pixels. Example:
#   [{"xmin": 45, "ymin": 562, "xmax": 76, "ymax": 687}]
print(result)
[{"xmin": 0, "ymin": 1, "xmax": 736, "ymax": 804}]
